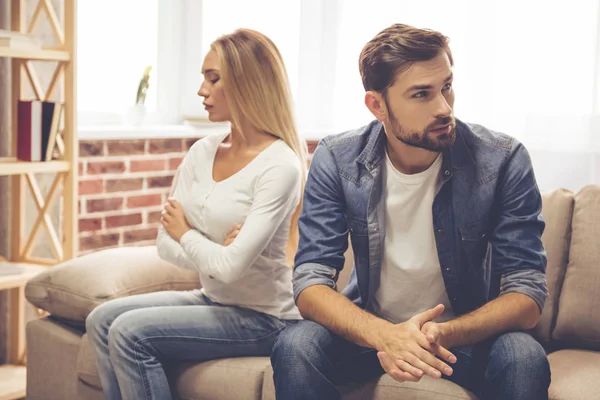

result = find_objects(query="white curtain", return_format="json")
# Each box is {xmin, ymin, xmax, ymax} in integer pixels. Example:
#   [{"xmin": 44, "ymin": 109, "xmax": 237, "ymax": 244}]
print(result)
[{"xmin": 329, "ymin": 0, "xmax": 600, "ymax": 191}]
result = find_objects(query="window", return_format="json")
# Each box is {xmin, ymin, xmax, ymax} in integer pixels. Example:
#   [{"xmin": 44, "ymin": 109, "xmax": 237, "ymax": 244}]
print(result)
[
  {"xmin": 180, "ymin": 0, "xmax": 302, "ymax": 125},
  {"xmin": 78, "ymin": 0, "xmax": 184, "ymax": 126},
  {"xmin": 78, "ymin": 0, "xmax": 600, "ymax": 153},
  {"xmin": 330, "ymin": 0, "xmax": 600, "ymax": 152},
  {"xmin": 78, "ymin": 0, "xmax": 159, "ymax": 123}
]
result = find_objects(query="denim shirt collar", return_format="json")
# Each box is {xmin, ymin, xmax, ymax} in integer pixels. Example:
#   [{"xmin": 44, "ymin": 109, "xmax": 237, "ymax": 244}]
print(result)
[{"xmin": 355, "ymin": 122, "xmax": 386, "ymax": 171}]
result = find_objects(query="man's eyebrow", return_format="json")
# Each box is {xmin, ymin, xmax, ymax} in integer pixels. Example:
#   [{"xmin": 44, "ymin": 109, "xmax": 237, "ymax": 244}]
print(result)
[{"xmin": 404, "ymin": 73, "xmax": 454, "ymax": 94}]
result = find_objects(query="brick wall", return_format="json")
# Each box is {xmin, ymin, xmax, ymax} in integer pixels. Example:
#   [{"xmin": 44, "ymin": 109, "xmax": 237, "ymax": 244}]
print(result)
[
  {"xmin": 78, "ymin": 137, "xmax": 318, "ymax": 255},
  {"xmin": 78, "ymin": 137, "xmax": 200, "ymax": 254}
]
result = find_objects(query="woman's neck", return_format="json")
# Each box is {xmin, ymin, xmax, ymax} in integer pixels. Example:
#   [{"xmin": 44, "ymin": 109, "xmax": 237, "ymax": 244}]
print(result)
[{"xmin": 229, "ymin": 121, "xmax": 277, "ymax": 152}]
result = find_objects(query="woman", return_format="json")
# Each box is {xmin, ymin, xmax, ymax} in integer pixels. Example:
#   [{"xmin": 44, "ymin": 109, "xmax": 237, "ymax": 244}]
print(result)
[{"xmin": 85, "ymin": 28, "xmax": 307, "ymax": 400}]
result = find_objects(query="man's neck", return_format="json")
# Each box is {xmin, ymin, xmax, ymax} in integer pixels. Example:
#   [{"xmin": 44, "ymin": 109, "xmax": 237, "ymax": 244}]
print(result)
[{"xmin": 386, "ymin": 140, "xmax": 440, "ymax": 175}]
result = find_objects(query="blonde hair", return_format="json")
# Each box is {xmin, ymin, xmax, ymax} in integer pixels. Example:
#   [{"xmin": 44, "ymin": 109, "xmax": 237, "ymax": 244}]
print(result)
[{"xmin": 212, "ymin": 28, "xmax": 307, "ymax": 266}]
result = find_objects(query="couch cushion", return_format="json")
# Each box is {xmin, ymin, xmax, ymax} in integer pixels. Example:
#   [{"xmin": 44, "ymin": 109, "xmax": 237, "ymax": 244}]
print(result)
[
  {"xmin": 25, "ymin": 246, "xmax": 200, "ymax": 322},
  {"xmin": 532, "ymin": 189, "xmax": 574, "ymax": 344},
  {"xmin": 171, "ymin": 358, "xmax": 270, "ymax": 400},
  {"xmin": 552, "ymin": 185, "xmax": 600, "ymax": 349},
  {"xmin": 77, "ymin": 334, "xmax": 102, "ymax": 389},
  {"xmin": 78, "ymin": 335, "xmax": 269, "ymax": 400},
  {"xmin": 26, "ymin": 318, "xmax": 84, "ymax": 400},
  {"xmin": 548, "ymin": 349, "xmax": 600, "ymax": 400},
  {"xmin": 261, "ymin": 365, "xmax": 478, "ymax": 400}
]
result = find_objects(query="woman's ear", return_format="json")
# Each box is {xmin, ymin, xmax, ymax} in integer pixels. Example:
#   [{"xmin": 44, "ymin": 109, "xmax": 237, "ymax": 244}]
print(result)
[{"xmin": 364, "ymin": 91, "xmax": 387, "ymax": 122}]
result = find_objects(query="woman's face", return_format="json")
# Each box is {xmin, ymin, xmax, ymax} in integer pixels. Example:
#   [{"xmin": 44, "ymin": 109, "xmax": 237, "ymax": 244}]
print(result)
[{"xmin": 197, "ymin": 50, "xmax": 231, "ymax": 122}]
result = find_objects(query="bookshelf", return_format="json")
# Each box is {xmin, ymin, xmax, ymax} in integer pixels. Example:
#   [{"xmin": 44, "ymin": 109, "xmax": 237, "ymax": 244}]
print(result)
[{"xmin": 0, "ymin": 0, "xmax": 77, "ymax": 399}]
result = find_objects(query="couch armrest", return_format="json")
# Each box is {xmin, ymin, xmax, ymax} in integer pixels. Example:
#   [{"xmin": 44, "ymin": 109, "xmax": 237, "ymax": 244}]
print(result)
[{"xmin": 25, "ymin": 246, "xmax": 200, "ymax": 323}]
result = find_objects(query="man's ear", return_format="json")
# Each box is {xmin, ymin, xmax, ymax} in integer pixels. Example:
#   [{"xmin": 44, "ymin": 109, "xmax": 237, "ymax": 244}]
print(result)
[{"xmin": 365, "ymin": 91, "xmax": 387, "ymax": 122}]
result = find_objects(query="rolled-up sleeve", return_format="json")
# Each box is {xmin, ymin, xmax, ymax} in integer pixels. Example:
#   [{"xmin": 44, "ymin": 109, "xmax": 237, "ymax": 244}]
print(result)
[
  {"xmin": 492, "ymin": 141, "xmax": 548, "ymax": 311},
  {"xmin": 293, "ymin": 140, "xmax": 349, "ymax": 301}
]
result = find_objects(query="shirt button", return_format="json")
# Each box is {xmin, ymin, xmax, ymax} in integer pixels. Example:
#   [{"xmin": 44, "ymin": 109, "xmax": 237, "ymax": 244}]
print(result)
[
  {"xmin": 436, "ymin": 228, "xmax": 443, "ymax": 233},
  {"xmin": 444, "ymin": 170, "xmax": 451, "ymax": 176},
  {"xmin": 209, "ymin": 275, "xmax": 215, "ymax": 279}
]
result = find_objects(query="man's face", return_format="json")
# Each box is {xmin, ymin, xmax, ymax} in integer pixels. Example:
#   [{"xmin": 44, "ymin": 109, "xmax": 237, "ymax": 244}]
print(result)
[{"xmin": 382, "ymin": 52, "xmax": 456, "ymax": 152}]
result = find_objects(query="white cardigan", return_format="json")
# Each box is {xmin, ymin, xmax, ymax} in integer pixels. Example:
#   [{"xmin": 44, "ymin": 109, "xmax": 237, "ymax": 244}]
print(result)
[{"xmin": 157, "ymin": 133, "xmax": 302, "ymax": 320}]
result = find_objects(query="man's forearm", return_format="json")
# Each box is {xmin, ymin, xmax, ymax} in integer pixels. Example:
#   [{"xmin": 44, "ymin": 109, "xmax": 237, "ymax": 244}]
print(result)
[
  {"xmin": 441, "ymin": 293, "xmax": 541, "ymax": 348},
  {"xmin": 296, "ymin": 285, "xmax": 393, "ymax": 349}
]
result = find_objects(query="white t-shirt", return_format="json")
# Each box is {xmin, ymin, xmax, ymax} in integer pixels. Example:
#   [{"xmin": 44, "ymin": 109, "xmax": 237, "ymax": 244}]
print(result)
[
  {"xmin": 157, "ymin": 132, "xmax": 302, "ymax": 320},
  {"xmin": 372, "ymin": 150, "xmax": 455, "ymax": 324}
]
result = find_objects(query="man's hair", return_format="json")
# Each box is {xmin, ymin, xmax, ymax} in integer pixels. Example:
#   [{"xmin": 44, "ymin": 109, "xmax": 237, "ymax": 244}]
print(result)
[{"xmin": 359, "ymin": 24, "xmax": 453, "ymax": 94}]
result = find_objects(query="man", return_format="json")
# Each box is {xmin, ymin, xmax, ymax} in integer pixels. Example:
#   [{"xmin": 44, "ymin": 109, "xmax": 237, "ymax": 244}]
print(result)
[{"xmin": 271, "ymin": 23, "xmax": 550, "ymax": 400}]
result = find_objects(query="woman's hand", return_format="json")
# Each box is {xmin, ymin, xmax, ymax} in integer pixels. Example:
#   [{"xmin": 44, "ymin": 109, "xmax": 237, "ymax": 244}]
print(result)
[
  {"xmin": 161, "ymin": 198, "xmax": 193, "ymax": 242},
  {"xmin": 224, "ymin": 224, "xmax": 242, "ymax": 246}
]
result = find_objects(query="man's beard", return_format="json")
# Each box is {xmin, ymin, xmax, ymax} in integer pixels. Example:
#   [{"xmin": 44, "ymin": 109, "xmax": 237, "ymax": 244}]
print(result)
[{"xmin": 389, "ymin": 111, "xmax": 457, "ymax": 152}]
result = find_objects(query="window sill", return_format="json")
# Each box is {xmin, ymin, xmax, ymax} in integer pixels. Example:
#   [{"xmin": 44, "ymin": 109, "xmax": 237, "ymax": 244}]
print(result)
[
  {"xmin": 78, "ymin": 122, "xmax": 230, "ymax": 141},
  {"xmin": 79, "ymin": 123, "xmax": 330, "ymax": 142}
]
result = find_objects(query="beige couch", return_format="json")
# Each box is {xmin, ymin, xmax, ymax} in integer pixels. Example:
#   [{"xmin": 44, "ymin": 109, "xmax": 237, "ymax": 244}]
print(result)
[{"xmin": 24, "ymin": 186, "xmax": 600, "ymax": 400}]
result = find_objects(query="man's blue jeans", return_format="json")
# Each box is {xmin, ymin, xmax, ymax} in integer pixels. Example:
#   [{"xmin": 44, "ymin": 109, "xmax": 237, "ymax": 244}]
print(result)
[
  {"xmin": 86, "ymin": 289, "xmax": 289, "ymax": 400},
  {"xmin": 271, "ymin": 320, "xmax": 550, "ymax": 400}
]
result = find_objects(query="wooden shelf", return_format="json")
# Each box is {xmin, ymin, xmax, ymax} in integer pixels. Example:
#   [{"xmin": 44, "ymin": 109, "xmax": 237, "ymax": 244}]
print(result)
[
  {"xmin": 0, "ymin": 365, "xmax": 26, "ymax": 400},
  {"xmin": 0, "ymin": 46, "xmax": 70, "ymax": 61},
  {"xmin": 0, "ymin": 158, "xmax": 70, "ymax": 176},
  {"xmin": 0, "ymin": 263, "xmax": 46, "ymax": 291}
]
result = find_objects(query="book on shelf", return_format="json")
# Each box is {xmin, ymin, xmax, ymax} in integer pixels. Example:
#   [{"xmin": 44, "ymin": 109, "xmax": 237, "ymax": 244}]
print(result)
[
  {"xmin": 44, "ymin": 103, "xmax": 64, "ymax": 161},
  {"xmin": 17, "ymin": 100, "xmax": 64, "ymax": 162}
]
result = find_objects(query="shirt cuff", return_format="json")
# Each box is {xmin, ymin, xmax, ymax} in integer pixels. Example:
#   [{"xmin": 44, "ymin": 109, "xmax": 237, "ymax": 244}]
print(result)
[
  {"xmin": 500, "ymin": 268, "xmax": 548, "ymax": 312},
  {"xmin": 293, "ymin": 262, "xmax": 339, "ymax": 301}
]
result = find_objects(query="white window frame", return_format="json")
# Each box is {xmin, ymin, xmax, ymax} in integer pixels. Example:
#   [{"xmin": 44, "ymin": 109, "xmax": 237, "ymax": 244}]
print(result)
[
  {"xmin": 79, "ymin": 0, "xmax": 344, "ymax": 140},
  {"xmin": 78, "ymin": 0, "xmax": 185, "ymax": 127}
]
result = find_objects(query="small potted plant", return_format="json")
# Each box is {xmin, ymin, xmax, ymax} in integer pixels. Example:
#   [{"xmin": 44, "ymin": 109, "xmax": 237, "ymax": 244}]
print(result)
[{"xmin": 125, "ymin": 65, "xmax": 152, "ymax": 126}]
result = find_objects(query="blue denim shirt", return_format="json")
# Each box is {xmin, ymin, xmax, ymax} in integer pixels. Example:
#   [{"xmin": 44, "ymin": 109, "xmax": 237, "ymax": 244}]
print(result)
[{"xmin": 294, "ymin": 119, "xmax": 548, "ymax": 317}]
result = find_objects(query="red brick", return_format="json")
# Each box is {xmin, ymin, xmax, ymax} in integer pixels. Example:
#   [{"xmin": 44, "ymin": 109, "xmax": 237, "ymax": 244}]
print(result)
[
  {"xmin": 107, "ymin": 140, "xmax": 146, "ymax": 156},
  {"xmin": 106, "ymin": 213, "xmax": 143, "ymax": 228},
  {"xmin": 185, "ymin": 138, "xmax": 199, "ymax": 150},
  {"xmin": 168, "ymin": 157, "xmax": 184, "ymax": 170},
  {"xmin": 79, "ymin": 217, "xmax": 101, "ymax": 232},
  {"xmin": 307, "ymin": 140, "xmax": 319, "ymax": 154},
  {"xmin": 87, "ymin": 197, "xmax": 123, "ymax": 213},
  {"xmin": 147, "ymin": 210, "xmax": 163, "ymax": 224},
  {"xmin": 106, "ymin": 178, "xmax": 143, "ymax": 193},
  {"xmin": 79, "ymin": 141, "xmax": 104, "ymax": 157},
  {"xmin": 87, "ymin": 161, "xmax": 126, "ymax": 175},
  {"xmin": 79, "ymin": 233, "xmax": 120, "ymax": 251},
  {"xmin": 148, "ymin": 175, "xmax": 174, "ymax": 188},
  {"xmin": 127, "ymin": 194, "xmax": 162, "ymax": 208},
  {"xmin": 148, "ymin": 139, "xmax": 183, "ymax": 154},
  {"xmin": 124, "ymin": 227, "xmax": 158, "ymax": 244},
  {"xmin": 130, "ymin": 159, "xmax": 165, "ymax": 172},
  {"xmin": 79, "ymin": 179, "xmax": 103, "ymax": 195}
]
